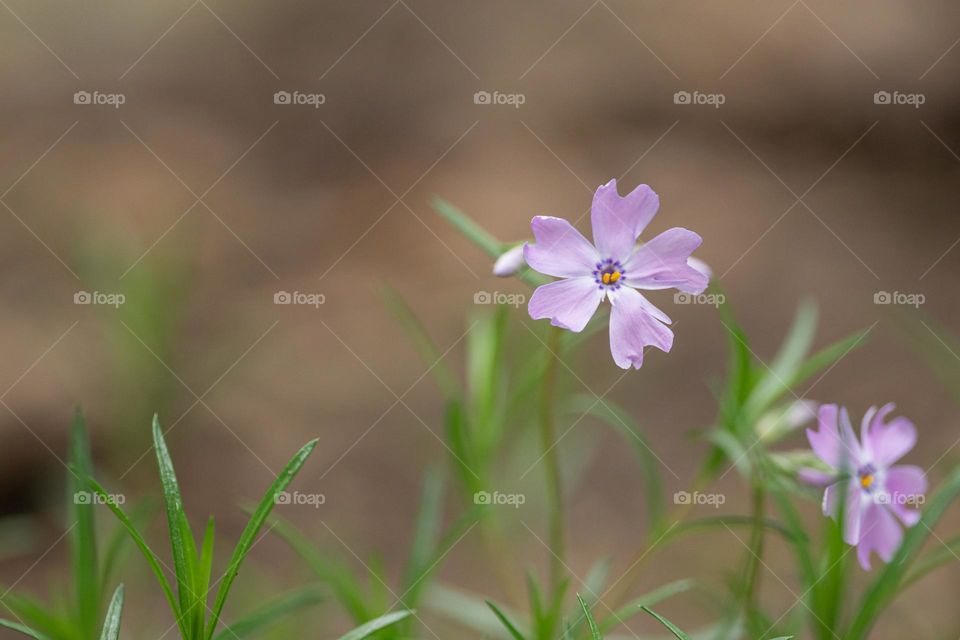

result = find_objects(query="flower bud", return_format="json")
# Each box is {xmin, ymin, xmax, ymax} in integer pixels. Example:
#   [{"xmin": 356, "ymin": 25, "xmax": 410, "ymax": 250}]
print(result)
[
  {"xmin": 756, "ymin": 400, "xmax": 818, "ymax": 443},
  {"xmin": 687, "ymin": 257, "xmax": 712, "ymax": 280},
  {"xmin": 493, "ymin": 244, "xmax": 526, "ymax": 277}
]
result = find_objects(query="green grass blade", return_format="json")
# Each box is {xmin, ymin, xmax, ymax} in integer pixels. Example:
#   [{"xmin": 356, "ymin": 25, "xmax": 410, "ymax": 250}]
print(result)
[
  {"xmin": 669, "ymin": 515, "xmax": 797, "ymax": 544},
  {"xmin": 196, "ymin": 517, "xmax": 215, "ymax": 610},
  {"xmin": 640, "ymin": 606, "xmax": 690, "ymax": 640},
  {"xmin": 69, "ymin": 408, "xmax": 100, "ymax": 637},
  {"xmin": 902, "ymin": 533, "xmax": 960, "ymax": 589},
  {"xmin": 2, "ymin": 595, "xmax": 73, "ymax": 639},
  {"xmin": 269, "ymin": 516, "xmax": 369, "ymax": 623},
  {"xmin": 100, "ymin": 499, "xmax": 156, "ymax": 596},
  {"xmin": 431, "ymin": 197, "xmax": 502, "ymax": 258},
  {"xmin": 789, "ymin": 329, "xmax": 870, "ymax": 391},
  {"xmin": 576, "ymin": 594, "xmax": 602, "ymax": 640},
  {"xmin": 599, "ymin": 580, "xmax": 694, "ymax": 633},
  {"xmin": 845, "ymin": 466, "xmax": 960, "ymax": 640},
  {"xmin": 381, "ymin": 285, "xmax": 460, "ymax": 402},
  {"xmin": 211, "ymin": 586, "xmax": 322, "ymax": 639},
  {"xmin": 0, "ymin": 620, "xmax": 52, "ymax": 640},
  {"xmin": 402, "ymin": 466, "xmax": 444, "ymax": 596},
  {"xmin": 336, "ymin": 611, "xmax": 414, "ymax": 640},
  {"xmin": 564, "ymin": 396, "xmax": 664, "ymax": 533},
  {"xmin": 151, "ymin": 415, "xmax": 193, "ymax": 619},
  {"xmin": 743, "ymin": 301, "xmax": 817, "ymax": 422},
  {"xmin": 466, "ymin": 307, "xmax": 508, "ymax": 458},
  {"xmin": 98, "ymin": 585, "xmax": 124, "ymax": 640},
  {"xmin": 485, "ymin": 601, "xmax": 526, "ymax": 640},
  {"xmin": 81, "ymin": 473, "xmax": 185, "ymax": 638},
  {"xmin": 205, "ymin": 438, "xmax": 318, "ymax": 640},
  {"xmin": 177, "ymin": 512, "xmax": 201, "ymax": 636},
  {"xmin": 431, "ymin": 197, "xmax": 546, "ymax": 288}
]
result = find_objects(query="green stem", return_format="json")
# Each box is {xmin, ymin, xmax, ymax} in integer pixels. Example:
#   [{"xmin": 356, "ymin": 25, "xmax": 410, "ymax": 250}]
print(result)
[
  {"xmin": 540, "ymin": 326, "xmax": 565, "ymax": 593},
  {"xmin": 742, "ymin": 480, "xmax": 766, "ymax": 629}
]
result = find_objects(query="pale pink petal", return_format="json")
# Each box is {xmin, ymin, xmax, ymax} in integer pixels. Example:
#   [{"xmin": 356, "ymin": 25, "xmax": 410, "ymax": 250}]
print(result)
[
  {"xmin": 524, "ymin": 216, "xmax": 599, "ymax": 279},
  {"xmin": 622, "ymin": 228, "xmax": 708, "ymax": 294},
  {"xmin": 863, "ymin": 403, "xmax": 916, "ymax": 467},
  {"xmin": 823, "ymin": 479, "xmax": 863, "ymax": 546},
  {"xmin": 590, "ymin": 179, "xmax": 659, "ymax": 261},
  {"xmin": 857, "ymin": 502, "xmax": 903, "ymax": 570},
  {"xmin": 838, "ymin": 407, "xmax": 865, "ymax": 468},
  {"xmin": 607, "ymin": 287, "xmax": 674, "ymax": 370},
  {"xmin": 527, "ymin": 277, "xmax": 604, "ymax": 333},
  {"xmin": 799, "ymin": 468, "xmax": 835, "ymax": 486},
  {"xmin": 807, "ymin": 404, "xmax": 863, "ymax": 471},
  {"xmin": 884, "ymin": 465, "xmax": 927, "ymax": 526}
]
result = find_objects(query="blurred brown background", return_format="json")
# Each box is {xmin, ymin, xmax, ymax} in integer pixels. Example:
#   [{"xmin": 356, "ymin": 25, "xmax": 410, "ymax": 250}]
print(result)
[{"xmin": 1, "ymin": 0, "xmax": 960, "ymax": 637}]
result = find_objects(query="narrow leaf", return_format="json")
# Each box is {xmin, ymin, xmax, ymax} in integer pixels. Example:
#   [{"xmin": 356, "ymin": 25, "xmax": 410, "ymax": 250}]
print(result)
[
  {"xmin": 81, "ymin": 473, "xmax": 185, "ymax": 638},
  {"xmin": 576, "ymin": 594, "xmax": 602, "ymax": 640},
  {"xmin": 69, "ymin": 408, "xmax": 99, "ymax": 636},
  {"xmin": 211, "ymin": 586, "xmax": 322, "ymax": 639},
  {"xmin": 98, "ymin": 585, "xmax": 124, "ymax": 640},
  {"xmin": 432, "ymin": 197, "xmax": 502, "ymax": 257},
  {"xmin": 205, "ymin": 439, "xmax": 318, "ymax": 639},
  {"xmin": 599, "ymin": 580, "xmax": 694, "ymax": 633},
  {"xmin": 485, "ymin": 601, "xmax": 525, "ymax": 640},
  {"xmin": 151, "ymin": 415, "xmax": 193, "ymax": 618},
  {"xmin": 0, "ymin": 620, "xmax": 51, "ymax": 640},
  {"xmin": 640, "ymin": 606, "xmax": 691, "ymax": 640},
  {"xmin": 336, "ymin": 611, "xmax": 414, "ymax": 640}
]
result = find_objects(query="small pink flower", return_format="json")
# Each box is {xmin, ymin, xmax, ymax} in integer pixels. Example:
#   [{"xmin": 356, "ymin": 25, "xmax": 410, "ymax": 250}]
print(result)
[
  {"xmin": 524, "ymin": 179, "xmax": 707, "ymax": 369},
  {"xmin": 802, "ymin": 403, "xmax": 927, "ymax": 570}
]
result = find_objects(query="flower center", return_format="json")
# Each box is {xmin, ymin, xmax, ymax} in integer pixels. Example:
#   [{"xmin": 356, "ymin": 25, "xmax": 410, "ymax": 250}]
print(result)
[
  {"xmin": 858, "ymin": 464, "xmax": 877, "ymax": 493},
  {"xmin": 594, "ymin": 259, "xmax": 626, "ymax": 290}
]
